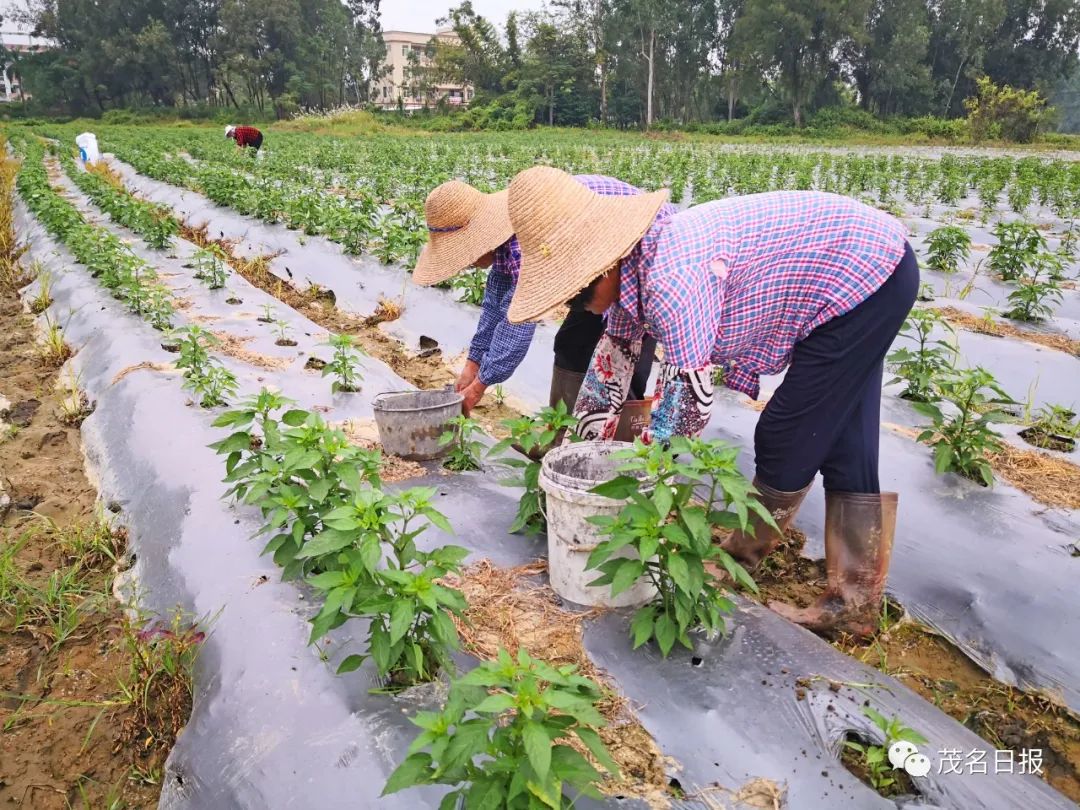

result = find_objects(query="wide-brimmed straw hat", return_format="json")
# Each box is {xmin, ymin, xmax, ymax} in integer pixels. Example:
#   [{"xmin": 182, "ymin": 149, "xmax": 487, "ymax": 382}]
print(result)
[
  {"xmin": 506, "ymin": 167, "xmax": 668, "ymax": 324},
  {"xmin": 225, "ymin": 125, "xmax": 235, "ymax": 137},
  {"xmin": 412, "ymin": 181, "xmax": 515, "ymax": 286}
]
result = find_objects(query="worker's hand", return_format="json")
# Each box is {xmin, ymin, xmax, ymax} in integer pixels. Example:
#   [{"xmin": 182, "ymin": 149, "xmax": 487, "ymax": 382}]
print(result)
[
  {"xmin": 455, "ymin": 359, "xmax": 480, "ymax": 393},
  {"xmin": 461, "ymin": 379, "xmax": 488, "ymax": 416}
]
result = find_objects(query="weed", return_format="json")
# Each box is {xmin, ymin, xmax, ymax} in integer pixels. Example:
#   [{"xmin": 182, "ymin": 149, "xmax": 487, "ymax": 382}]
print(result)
[
  {"xmin": 30, "ymin": 269, "xmax": 54, "ymax": 313},
  {"xmin": 440, "ymin": 415, "xmax": 484, "ymax": 472},
  {"xmin": 57, "ymin": 373, "xmax": 95, "ymax": 426},
  {"xmin": 587, "ymin": 438, "xmax": 768, "ymax": 656},
  {"xmin": 384, "ymin": 648, "xmax": 617, "ymax": 808},
  {"xmin": 1020, "ymin": 404, "xmax": 1078, "ymax": 452},
  {"xmin": 37, "ymin": 314, "xmax": 73, "ymax": 367},
  {"xmin": 322, "ymin": 332, "xmax": 365, "ymax": 393}
]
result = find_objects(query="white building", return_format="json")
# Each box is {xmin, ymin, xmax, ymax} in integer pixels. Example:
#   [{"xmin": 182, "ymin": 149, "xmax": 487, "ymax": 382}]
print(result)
[{"xmin": 377, "ymin": 29, "xmax": 473, "ymax": 112}]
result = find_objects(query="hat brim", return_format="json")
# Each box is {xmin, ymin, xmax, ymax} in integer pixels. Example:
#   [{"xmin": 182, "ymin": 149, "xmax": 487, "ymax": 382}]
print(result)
[
  {"xmin": 412, "ymin": 190, "xmax": 514, "ymax": 286},
  {"xmin": 507, "ymin": 190, "xmax": 669, "ymax": 324}
]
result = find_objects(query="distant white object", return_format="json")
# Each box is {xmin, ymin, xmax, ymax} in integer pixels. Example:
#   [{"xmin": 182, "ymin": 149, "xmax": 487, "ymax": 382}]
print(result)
[
  {"xmin": 75, "ymin": 132, "xmax": 100, "ymax": 165},
  {"xmin": 225, "ymin": 125, "xmax": 236, "ymax": 138}
]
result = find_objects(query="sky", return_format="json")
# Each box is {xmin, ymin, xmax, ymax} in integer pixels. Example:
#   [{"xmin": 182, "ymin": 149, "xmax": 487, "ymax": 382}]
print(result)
[{"xmin": 380, "ymin": 0, "xmax": 542, "ymax": 33}]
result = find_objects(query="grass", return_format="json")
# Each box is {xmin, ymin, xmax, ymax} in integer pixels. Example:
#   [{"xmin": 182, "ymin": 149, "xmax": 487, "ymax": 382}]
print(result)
[{"xmin": 37, "ymin": 313, "xmax": 72, "ymax": 367}]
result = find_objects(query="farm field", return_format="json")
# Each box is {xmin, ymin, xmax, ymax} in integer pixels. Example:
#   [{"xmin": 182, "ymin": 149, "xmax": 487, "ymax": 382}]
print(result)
[{"xmin": 1, "ymin": 123, "xmax": 1078, "ymax": 809}]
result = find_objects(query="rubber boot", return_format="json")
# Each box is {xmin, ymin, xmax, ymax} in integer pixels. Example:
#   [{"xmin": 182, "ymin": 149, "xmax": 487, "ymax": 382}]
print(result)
[
  {"xmin": 549, "ymin": 365, "xmax": 586, "ymax": 411},
  {"xmin": 720, "ymin": 478, "xmax": 812, "ymax": 570},
  {"xmin": 770, "ymin": 491, "xmax": 897, "ymax": 639}
]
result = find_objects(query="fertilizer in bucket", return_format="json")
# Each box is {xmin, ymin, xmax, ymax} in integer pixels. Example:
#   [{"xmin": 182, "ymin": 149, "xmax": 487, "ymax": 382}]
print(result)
[{"xmin": 539, "ymin": 441, "xmax": 656, "ymax": 608}]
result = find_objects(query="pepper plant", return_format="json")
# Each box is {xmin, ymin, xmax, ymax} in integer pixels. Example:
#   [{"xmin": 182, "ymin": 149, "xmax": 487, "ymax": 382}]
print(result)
[
  {"xmin": 450, "ymin": 268, "xmax": 488, "ymax": 306},
  {"xmin": 586, "ymin": 438, "xmax": 769, "ymax": 657},
  {"xmin": 441, "ymin": 415, "xmax": 484, "ymax": 472},
  {"xmin": 323, "ymin": 332, "xmax": 365, "ymax": 393},
  {"xmin": 1003, "ymin": 252, "xmax": 1064, "ymax": 322},
  {"xmin": 924, "ymin": 225, "xmax": 971, "ymax": 274},
  {"xmin": 988, "ymin": 221, "xmax": 1046, "ymax": 282},
  {"xmin": 383, "ymin": 648, "xmax": 617, "ymax": 809},
  {"xmin": 845, "ymin": 708, "xmax": 927, "ymax": 796},
  {"xmin": 191, "ymin": 245, "xmax": 230, "ymax": 290},
  {"xmin": 489, "ymin": 401, "xmax": 581, "ymax": 535},
  {"xmin": 913, "ymin": 367, "xmax": 1015, "ymax": 486},
  {"xmin": 886, "ymin": 308, "xmax": 956, "ymax": 403}
]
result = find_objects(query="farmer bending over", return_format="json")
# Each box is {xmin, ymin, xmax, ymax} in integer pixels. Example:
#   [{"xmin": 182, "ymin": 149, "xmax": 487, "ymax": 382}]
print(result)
[
  {"xmin": 412, "ymin": 177, "xmax": 674, "ymax": 416},
  {"xmin": 505, "ymin": 167, "xmax": 919, "ymax": 639},
  {"xmin": 225, "ymin": 125, "xmax": 263, "ymax": 152}
]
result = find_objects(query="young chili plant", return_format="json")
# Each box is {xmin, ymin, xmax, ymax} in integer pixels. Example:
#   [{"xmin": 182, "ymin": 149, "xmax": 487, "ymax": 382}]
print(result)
[
  {"xmin": 323, "ymin": 332, "xmax": 365, "ymax": 393},
  {"xmin": 1003, "ymin": 252, "xmax": 1064, "ymax": 322},
  {"xmin": 886, "ymin": 308, "xmax": 957, "ymax": 403},
  {"xmin": 450, "ymin": 268, "xmax": 488, "ymax": 306},
  {"xmin": 175, "ymin": 324, "xmax": 236, "ymax": 406},
  {"xmin": 924, "ymin": 225, "xmax": 971, "ymax": 275},
  {"xmin": 304, "ymin": 486, "xmax": 467, "ymax": 686},
  {"xmin": 988, "ymin": 221, "xmax": 1046, "ymax": 282},
  {"xmin": 383, "ymin": 648, "xmax": 618, "ymax": 809},
  {"xmin": 440, "ymin": 415, "xmax": 484, "ymax": 472},
  {"xmin": 913, "ymin": 367, "xmax": 1016, "ymax": 486},
  {"xmin": 489, "ymin": 401, "xmax": 581, "ymax": 535},
  {"xmin": 844, "ymin": 707, "xmax": 927, "ymax": 797},
  {"xmin": 587, "ymin": 438, "xmax": 770, "ymax": 657}
]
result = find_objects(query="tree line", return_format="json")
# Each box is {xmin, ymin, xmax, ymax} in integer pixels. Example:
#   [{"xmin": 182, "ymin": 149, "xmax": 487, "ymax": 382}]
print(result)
[{"xmin": 3, "ymin": 0, "xmax": 1079, "ymax": 130}]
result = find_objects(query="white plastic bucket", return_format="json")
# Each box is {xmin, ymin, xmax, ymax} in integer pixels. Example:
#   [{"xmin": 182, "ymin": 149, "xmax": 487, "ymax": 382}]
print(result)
[{"xmin": 538, "ymin": 441, "xmax": 656, "ymax": 608}]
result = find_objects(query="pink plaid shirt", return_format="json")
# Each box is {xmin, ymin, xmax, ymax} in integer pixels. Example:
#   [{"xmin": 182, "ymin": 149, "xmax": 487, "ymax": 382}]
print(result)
[{"xmin": 607, "ymin": 191, "xmax": 908, "ymax": 399}]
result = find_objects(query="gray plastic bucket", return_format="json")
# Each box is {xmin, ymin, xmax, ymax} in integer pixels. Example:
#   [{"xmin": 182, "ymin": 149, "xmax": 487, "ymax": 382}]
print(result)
[
  {"xmin": 538, "ymin": 441, "xmax": 656, "ymax": 608},
  {"xmin": 372, "ymin": 390, "xmax": 463, "ymax": 461}
]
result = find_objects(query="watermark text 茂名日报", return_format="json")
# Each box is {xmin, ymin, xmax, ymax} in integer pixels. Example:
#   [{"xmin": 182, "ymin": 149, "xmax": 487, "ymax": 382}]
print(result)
[{"xmin": 889, "ymin": 743, "xmax": 1044, "ymax": 778}]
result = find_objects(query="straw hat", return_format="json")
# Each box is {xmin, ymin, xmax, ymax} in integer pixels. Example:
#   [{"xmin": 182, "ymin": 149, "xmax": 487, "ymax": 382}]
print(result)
[
  {"xmin": 507, "ymin": 167, "xmax": 668, "ymax": 324},
  {"xmin": 412, "ymin": 181, "xmax": 515, "ymax": 286},
  {"xmin": 225, "ymin": 125, "xmax": 236, "ymax": 137}
]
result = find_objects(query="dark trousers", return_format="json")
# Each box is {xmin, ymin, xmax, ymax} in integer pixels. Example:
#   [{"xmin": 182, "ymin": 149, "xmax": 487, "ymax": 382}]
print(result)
[
  {"xmin": 755, "ymin": 243, "xmax": 919, "ymax": 494},
  {"xmin": 553, "ymin": 308, "xmax": 656, "ymax": 400}
]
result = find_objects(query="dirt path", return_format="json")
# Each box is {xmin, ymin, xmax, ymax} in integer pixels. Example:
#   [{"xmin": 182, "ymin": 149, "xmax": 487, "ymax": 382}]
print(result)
[{"xmin": 0, "ymin": 160, "xmax": 193, "ymax": 808}]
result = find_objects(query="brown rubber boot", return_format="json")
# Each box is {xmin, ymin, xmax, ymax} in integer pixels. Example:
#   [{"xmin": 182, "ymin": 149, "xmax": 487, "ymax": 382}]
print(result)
[
  {"xmin": 769, "ymin": 491, "xmax": 897, "ymax": 639},
  {"xmin": 720, "ymin": 478, "xmax": 812, "ymax": 570}
]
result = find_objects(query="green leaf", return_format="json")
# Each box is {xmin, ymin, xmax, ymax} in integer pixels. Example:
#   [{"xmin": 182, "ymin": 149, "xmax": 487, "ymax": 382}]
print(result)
[
  {"xmin": 523, "ymin": 720, "xmax": 552, "ymax": 782},
  {"xmin": 473, "ymin": 692, "xmax": 516, "ymax": 714},
  {"xmin": 389, "ymin": 600, "xmax": 416, "ymax": 645},
  {"xmin": 652, "ymin": 482, "xmax": 673, "ymax": 518},
  {"xmin": 588, "ymin": 475, "xmax": 640, "ymax": 500},
  {"xmin": 337, "ymin": 654, "xmax": 365, "ymax": 674},
  {"xmin": 610, "ymin": 559, "xmax": 645, "ymax": 597},
  {"xmin": 667, "ymin": 554, "xmax": 691, "ymax": 594},
  {"xmin": 382, "ymin": 753, "xmax": 433, "ymax": 795},
  {"xmin": 295, "ymin": 529, "xmax": 353, "ymax": 559},
  {"xmin": 630, "ymin": 605, "xmax": 656, "ymax": 649},
  {"xmin": 573, "ymin": 726, "xmax": 618, "ymax": 775},
  {"xmin": 306, "ymin": 570, "xmax": 348, "ymax": 590},
  {"xmin": 654, "ymin": 613, "xmax": 677, "ymax": 657}
]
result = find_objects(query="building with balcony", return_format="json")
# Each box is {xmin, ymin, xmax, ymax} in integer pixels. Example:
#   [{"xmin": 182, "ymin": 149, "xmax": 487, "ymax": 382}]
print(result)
[{"xmin": 378, "ymin": 29, "xmax": 472, "ymax": 112}]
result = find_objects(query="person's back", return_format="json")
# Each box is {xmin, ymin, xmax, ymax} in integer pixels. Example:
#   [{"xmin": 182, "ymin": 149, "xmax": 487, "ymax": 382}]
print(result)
[{"xmin": 226, "ymin": 125, "xmax": 263, "ymax": 151}]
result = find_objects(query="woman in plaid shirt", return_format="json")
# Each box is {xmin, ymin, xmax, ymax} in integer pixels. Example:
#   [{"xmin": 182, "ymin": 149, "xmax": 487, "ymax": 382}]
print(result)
[
  {"xmin": 506, "ymin": 167, "xmax": 919, "ymax": 639},
  {"xmin": 225, "ymin": 125, "xmax": 263, "ymax": 151},
  {"xmin": 412, "ymin": 176, "xmax": 674, "ymax": 416}
]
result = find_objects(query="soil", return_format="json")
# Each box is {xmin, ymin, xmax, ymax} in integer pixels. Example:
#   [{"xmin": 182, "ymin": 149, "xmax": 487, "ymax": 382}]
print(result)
[
  {"xmin": 0, "ymin": 277, "xmax": 180, "ymax": 808},
  {"xmin": 742, "ymin": 530, "xmax": 1080, "ymax": 804},
  {"xmin": 446, "ymin": 560, "xmax": 674, "ymax": 808},
  {"xmin": 178, "ymin": 224, "xmax": 520, "ymax": 436},
  {"xmin": 934, "ymin": 305, "xmax": 1080, "ymax": 357},
  {"xmin": 338, "ymin": 419, "xmax": 426, "ymax": 483},
  {"xmin": 1018, "ymin": 426, "xmax": 1076, "ymax": 454}
]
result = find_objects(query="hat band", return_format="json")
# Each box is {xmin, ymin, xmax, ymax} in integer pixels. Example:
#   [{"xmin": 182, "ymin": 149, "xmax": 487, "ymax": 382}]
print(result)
[{"xmin": 428, "ymin": 224, "xmax": 463, "ymax": 234}]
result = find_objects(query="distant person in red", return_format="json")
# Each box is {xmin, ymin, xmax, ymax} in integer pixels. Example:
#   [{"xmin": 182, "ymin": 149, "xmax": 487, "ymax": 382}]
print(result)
[{"xmin": 225, "ymin": 125, "xmax": 263, "ymax": 151}]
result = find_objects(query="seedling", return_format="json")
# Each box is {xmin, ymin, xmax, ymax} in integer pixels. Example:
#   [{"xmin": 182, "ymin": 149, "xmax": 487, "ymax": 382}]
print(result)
[
  {"xmin": 489, "ymin": 401, "xmax": 581, "ymax": 534},
  {"xmin": 383, "ymin": 648, "xmax": 618, "ymax": 808},
  {"xmin": 886, "ymin": 309, "xmax": 956, "ymax": 403},
  {"xmin": 322, "ymin": 333, "xmax": 365, "ymax": 393},
  {"xmin": 587, "ymin": 438, "xmax": 770, "ymax": 656},
  {"xmin": 914, "ymin": 367, "xmax": 1016, "ymax": 486},
  {"xmin": 145, "ymin": 286, "xmax": 175, "ymax": 331},
  {"xmin": 924, "ymin": 226, "xmax": 971, "ymax": 274},
  {"xmin": 844, "ymin": 707, "xmax": 927, "ymax": 796},
  {"xmin": 175, "ymin": 326, "xmax": 236, "ymax": 407},
  {"xmin": 1019, "ymin": 404, "xmax": 1078, "ymax": 452},
  {"xmin": 491, "ymin": 384, "xmax": 507, "ymax": 406},
  {"xmin": 258, "ymin": 303, "xmax": 276, "ymax": 323},
  {"xmin": 193, "ymin": 248, "xmax": 229, "ymax": 290},
  {"xmin": 273, "ymin": 318, "xmax": 297, "ymax": 347},
  {"xmin": 440, "ymin": 415, "xmax": 483, "ymax": 472}
]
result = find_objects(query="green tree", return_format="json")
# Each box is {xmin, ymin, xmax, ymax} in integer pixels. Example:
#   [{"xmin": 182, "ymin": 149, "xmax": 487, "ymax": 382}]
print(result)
[{"xmin": 848, "ymin": 0, "xmax": 933, "ymax": 116}]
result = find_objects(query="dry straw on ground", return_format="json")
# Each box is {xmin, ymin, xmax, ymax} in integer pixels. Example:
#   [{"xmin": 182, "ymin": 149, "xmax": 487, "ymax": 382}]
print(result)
[
  {"xmin": 935, "ymin": 306, "xmax": 1080, "ymax": 357},
  {"xmin": 111, "ymin": 361, "xmax": 175, "ymax": 385},
  {"xmin": 445, "ymin": 560, "xmax": 673, "ymax": 808},
  {"xmin": 211, "ymin": 330, "xmax": 292, "ymax": 370}
]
